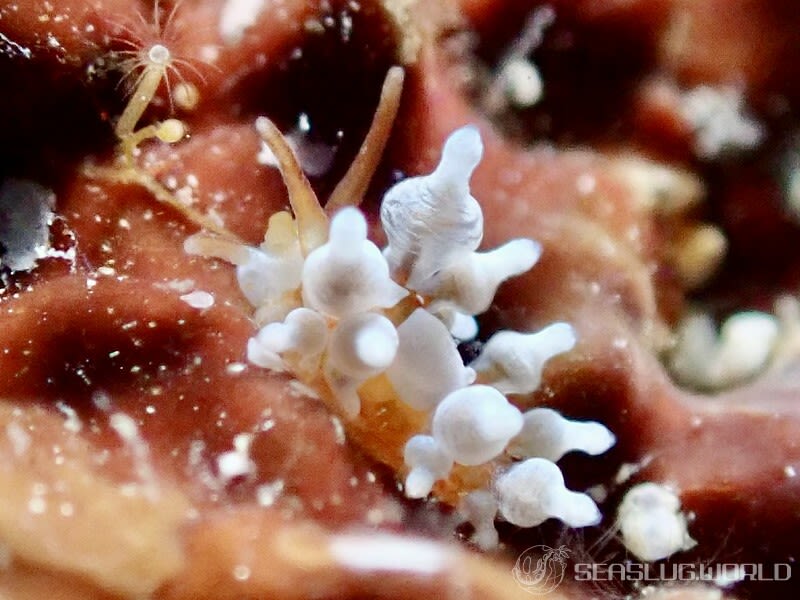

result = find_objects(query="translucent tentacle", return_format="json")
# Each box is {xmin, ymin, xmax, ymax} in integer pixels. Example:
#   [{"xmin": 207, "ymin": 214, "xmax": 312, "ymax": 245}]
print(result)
[
  {"xmin": 326, "ymin": 66, "xmax": 405, "ymax": 212},
  {"xmin": 255, "ymin": 116, "xmax": 328, "ymax": 254}
]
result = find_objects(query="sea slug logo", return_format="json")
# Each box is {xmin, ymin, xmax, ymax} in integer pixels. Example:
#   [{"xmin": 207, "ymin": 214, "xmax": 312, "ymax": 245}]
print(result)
[{"xmin": 512, "ymin": 545, "xmax": 570, "ymax": 594}]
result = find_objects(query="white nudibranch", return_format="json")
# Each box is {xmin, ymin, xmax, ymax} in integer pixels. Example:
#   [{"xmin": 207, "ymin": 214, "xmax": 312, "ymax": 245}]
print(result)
[{"xmin": 187, "ymin": 122, "xmax": 614, "ymax": 547}]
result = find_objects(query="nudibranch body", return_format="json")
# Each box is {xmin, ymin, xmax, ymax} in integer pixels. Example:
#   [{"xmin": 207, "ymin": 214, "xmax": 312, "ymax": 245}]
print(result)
[{"xmin": 185, "ymin": 78, "xmax": 614, "ymax": 545}]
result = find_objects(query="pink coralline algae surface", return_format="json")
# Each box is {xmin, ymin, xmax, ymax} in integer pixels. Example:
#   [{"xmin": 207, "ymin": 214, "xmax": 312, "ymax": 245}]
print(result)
[{"xmin": 1, "ymin": 0, "xmax": 800, "ymax": 598}]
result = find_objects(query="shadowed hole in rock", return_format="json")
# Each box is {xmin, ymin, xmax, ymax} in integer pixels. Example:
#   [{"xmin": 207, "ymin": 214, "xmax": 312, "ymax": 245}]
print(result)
[
  {"xmin": 227, "ymin": 0, "xmax": 401, "ymax": 200},
  {"xmin": 466, "ymin": 1, "xmax": 659, "ymax": 147}
]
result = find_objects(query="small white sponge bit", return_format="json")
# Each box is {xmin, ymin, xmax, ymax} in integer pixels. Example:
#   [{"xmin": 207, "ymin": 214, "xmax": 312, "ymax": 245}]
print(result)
[
  {"xmin": 432, "ymin": 385, "xmax": 523, "ymax": 466},
  {"xmin": 618, "ymin": 483, "xmax": 696, "ymax": 562},
  {"xmin": 471, "ymin": 322, "xmax": 577, "ymax": 395},
  {"xmin": 380, "ymin": 125, "xmax": 484, "ymax": 290},
  {"xmin": 302, "ymin": 207, "xmax": 408, "ymax": 318},
  {"xmin": 496, "ymin": 458, "xmax": 602, "ymax": 528},
  {"xmin": 508, "ymin": 407, "xmax": 616, "ymax": 462}
]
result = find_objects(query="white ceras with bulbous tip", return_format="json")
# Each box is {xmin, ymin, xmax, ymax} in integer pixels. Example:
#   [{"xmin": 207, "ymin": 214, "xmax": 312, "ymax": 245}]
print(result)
[
  {"xmin": 496, "ymin": 457, "xmax": 601, "ymax": 528},
  {"xmin": 432, "ymin": 385, "xmax": 523, "ymax": 466},
  {"xmin": 302, "ymin": 207, "xmax": 408, "ymax": 318},
  {"xmin": 247, "ymin": 307, "xmax": 328, "ymax": 373},
  {"xmin": 381, "ymin": 125, "xmax": 484, "ymax": 290},
  {"xmin": 386, "ymin": 308, "xmax": 475, "ymax": 412},
  {"xmin": 325, "ymin": 312, "xmax": 399, "ymax": 418},
  {"xmin": 507, "ymin": 408, "xmax": 616, "ymax": 462},
  {"xmin": 422, "ymin": 238, "xmax": 542, "ymax": 316},
  {"xmin": 471, "ymin": 322, "xmax": 577, "ymax": 395},
  {"xmin": 403, "ymin": 434, "xmax": 454, "ymax": 499}
]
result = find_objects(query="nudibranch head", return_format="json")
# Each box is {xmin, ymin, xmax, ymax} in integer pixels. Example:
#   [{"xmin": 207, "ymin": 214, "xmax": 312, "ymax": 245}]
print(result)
[
  {"xmin": 186, "ymin": 112, "xmax": 615, "ymax": 547},
  {"xmin": 302, "ymin": 208, "xmax": 408, "ymax": 319}
]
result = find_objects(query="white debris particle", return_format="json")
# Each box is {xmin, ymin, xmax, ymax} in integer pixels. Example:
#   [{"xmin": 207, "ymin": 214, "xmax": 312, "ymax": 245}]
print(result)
[
  {"xmin": 161, "ymin": 278, "xmax": 195, "ymax": 293},
  {"xmin": 28, "ymin": 496, "xmax": 46, "ymax": 515},
  {"xmin": 330, "ymin": 533, "xmax": 452, "ymax": 575},
  {"xmin": 175, "ymin": 186, "xmax": 195, "ymax": 206},
  {"xmin": 576, "ymin": 173, "xmax": 596, "ymax": 196},
  {"xmin": 92, "ymin": 390, "xmax": 112, "ymax": 411},
  {"xmin": 6, "ymin": 421, "xmax": 31, "ymax": 456},
  {"xmin": 614, "ymin": 459, "xmax": 650, "ymax": 485},
  {"xmin": 86, "ymin": 278, "xmax": 97, "ymax": 290},
  {"xmin": 109, "ymin": 412, "xmax": 139, "ymax": 442},
  {"xmin": 500, "ymin": 58, "xmax": 543, "ymax": 108},
  {"xmin": 118, "ymin": 218, "xmax": 131, "ymax": 229},
  {"xmin": 55, "ymin": 401, "xmax": 82, "ymax": 433},
  {"xmin": 256, "ymin": 479, "xmax": 285, "ymax": 507},
  {"xmin": 0, "ymin": 179, "xmax": 55, "ymax": 272},
  {"xmin": 108, "ymin": 411, "xmax": 159, "ymax": 500},
  {"xmin": 679, "ymin": 85, "xmax": 764, "ymax": 159},
  {"xmin": 219, "ymin": 0, "xmax": 266, "ymax": 44},
  {"xmin": 180, "ymin": 290, "xmax": 215, "ymax": 309},
  {"xmin": 226, "ymin": 362, "xmax": 247, "ymax": 375},
  {"xmin": 287, "ymin": 379, "xmax": 320, "ymax": 399},
  {"xmin": 217, "ymin": 433, "xmax": 256, "ymax": 484},
  {"xmin": 200, "ymin": 44, "xmax": 220, "ymax": 63},
  {"xmin": 232, "ymin": 564, "xmax": 251, "ymax": 582},
  {"xmin": 330, "ymin": 416, "xmax": 346, "ymax": 445}
]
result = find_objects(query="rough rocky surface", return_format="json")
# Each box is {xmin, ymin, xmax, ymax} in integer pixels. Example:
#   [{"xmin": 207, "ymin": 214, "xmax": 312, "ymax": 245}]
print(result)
[{"xmin": 1, "ymin": 0, "xmax": 799, "ymax": 597}]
